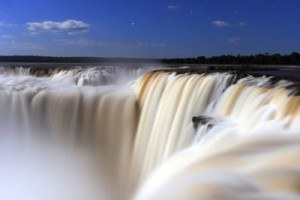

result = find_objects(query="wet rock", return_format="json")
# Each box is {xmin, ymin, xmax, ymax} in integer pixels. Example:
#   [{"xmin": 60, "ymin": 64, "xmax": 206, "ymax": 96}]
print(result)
[{"xmin": 192, "ymin": 115, "xmax": 215, "ymax": 129}]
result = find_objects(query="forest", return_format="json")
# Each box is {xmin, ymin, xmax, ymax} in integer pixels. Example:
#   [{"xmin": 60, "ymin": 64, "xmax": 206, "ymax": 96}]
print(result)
[{"xmin": 0, "ymin": 52, "xmax": 299, "ymax": 65}]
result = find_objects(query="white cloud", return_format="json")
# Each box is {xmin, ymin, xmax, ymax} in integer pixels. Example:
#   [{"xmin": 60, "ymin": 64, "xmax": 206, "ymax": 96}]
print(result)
[
  {"xmin": 227, "ymin": 37, "xmax": 242, "ymax": 44},
  {"xmin": 26, "ymin": 20, "xmax": 90, "ymax": 35},
  {"xmin": 167, "ymin": 5, "xmax": 181, "ymax": 10},
  {"xmin": 212, "ymin": 20, "xmax": 231, "ymax": 27}
]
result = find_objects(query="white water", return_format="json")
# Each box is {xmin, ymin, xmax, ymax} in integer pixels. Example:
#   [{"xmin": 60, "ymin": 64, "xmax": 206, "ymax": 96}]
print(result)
[
  {"xmin": 1, "ymin": 67, "xmax": 300, "ymax": 200},
  {"xmin": 133, "ymin": 72, "xmax": 300, "ymax": 200}
]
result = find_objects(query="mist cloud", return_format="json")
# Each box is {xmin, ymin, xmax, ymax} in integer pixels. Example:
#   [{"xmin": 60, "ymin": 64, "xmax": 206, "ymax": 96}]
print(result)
[{"xmin": 26, "ymin": 20, "xmax": 90, "ymax": 35}]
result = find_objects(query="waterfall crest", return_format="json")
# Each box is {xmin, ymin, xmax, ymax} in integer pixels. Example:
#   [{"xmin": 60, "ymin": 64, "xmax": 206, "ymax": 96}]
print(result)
[
  {"xmin": 133, "ymin": 72, "xmax": 300, "ymax": 200},
  {"xmin": 1, "ymin": 67, "xmax": 300, "ymax": 200},
  {"xmin": 0, "ymin": 67, "xmax": 139, "ymax": 200}
]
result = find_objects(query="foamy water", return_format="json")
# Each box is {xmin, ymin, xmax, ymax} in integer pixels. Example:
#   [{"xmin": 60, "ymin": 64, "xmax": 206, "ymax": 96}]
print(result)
[{"xmin": 1, "ymin": 66, "xmax": 300, "ymax": 200}]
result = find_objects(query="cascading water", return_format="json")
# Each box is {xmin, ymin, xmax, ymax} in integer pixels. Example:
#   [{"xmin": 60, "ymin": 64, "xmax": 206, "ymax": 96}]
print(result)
[
  {"xmin": 134, "ymin": 72, "xmax": 300, "ymax": 200},
  {"xmin": 1, "ymin": 66, "xmax": 300, "ymax": 200},
  {"xmin": 0, "ymin": 66, "xmax": 140, "ymax": 200}
]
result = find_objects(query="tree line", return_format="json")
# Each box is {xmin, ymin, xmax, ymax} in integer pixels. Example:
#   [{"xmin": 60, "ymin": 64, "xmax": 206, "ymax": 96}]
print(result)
[
  {"xmin": 0, "ymin": 52, "xmax": 299, "ymax": 65},
  {"xmin": 0, "ymin": 56, "xmax": 157, "ymax": 63},
  {"xmin": 162, "ymin": 52, "xmax": 300, "ymax": 65}
]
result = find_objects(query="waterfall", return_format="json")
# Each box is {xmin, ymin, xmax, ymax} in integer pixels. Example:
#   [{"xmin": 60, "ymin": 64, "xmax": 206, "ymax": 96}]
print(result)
[
  {"xmin": 1, "ymin": 67, "xmax": 300, "ymax": 200},
  {"xmin": 129, "ymin": 72, "xmax": 233, "ymax": 188},
  {"xmin": 133, "ymin": 72, "xmax": 300, "ymax": 200}
]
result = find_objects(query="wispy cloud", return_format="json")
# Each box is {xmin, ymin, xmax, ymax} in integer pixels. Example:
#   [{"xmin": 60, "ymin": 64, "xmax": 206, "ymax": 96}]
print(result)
[
  {"xmin": 0, "ymin": 35, "xmax": 15, "ymax": 39},
  {"xmin": 212, "ymin": 20, "xmax": 231, "ymax": 27},
  {"xmin": 213, "ymin": 20, "xmax": 247, "ymax": 27},
  {"xmin": 227, "ymin": 37, "xmax": 242, "ymax": 44},
  {"xmin": 26, "ymin": 20, "xmax": 90, "ymax": 35},
  {"xmin": 64, "ymin": 38, "xmax": 166, "ymax": 49},
  {"xmin": 3, "ymin": 41, "xmax": 46, "ymax": 50},
  {"xmin": 167, "ymin": 5, "xmax": 181, "ymax": 10},
  {"xmin": 64, "ymin": 39, "xmax": 120, "ymax": 47},
  {"xmin": 136, "ymin": 42, "xmax": 166, "ymax": 48},
  {"xmin": 237, "ymin": 22, "xmax": 247, "ymax": 26},
  {"xmin": 0, "ymin": 21, "xmax": 16, "ymax": 27}
]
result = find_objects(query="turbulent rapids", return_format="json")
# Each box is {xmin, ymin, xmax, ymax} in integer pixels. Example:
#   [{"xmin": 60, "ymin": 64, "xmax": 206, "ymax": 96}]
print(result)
[{"xmin": 1, "ymin": 65, "xmax": 300, "ymax": 200}]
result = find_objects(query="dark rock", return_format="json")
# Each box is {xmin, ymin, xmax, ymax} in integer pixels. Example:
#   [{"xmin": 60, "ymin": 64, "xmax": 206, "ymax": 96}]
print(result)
[{"xmin": 192, "ymin": 115, "xmax": 215, "ymax": 129}]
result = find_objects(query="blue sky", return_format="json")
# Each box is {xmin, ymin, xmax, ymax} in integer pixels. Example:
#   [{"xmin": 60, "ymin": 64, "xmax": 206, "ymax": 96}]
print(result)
[{"xmin": 0, "ymin": 0, "xmax": 299, "ymax": 58}]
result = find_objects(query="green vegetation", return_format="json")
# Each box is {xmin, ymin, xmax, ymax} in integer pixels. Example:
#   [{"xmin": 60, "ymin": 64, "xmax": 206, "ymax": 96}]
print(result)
[
  {"xmin": 162, "ymin": 52, "xmax": 300, "ymax": 65},
  {"xmin": 0, "ymin": 52, "xmax": 299, "ymax": 65},
  {"xmin": 206, "ymin": 65, "xmax": 278, "ymax": 72},
  {"xmin": 0, "ymin": 56, "xmax": 158, "ymax": 63}
]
